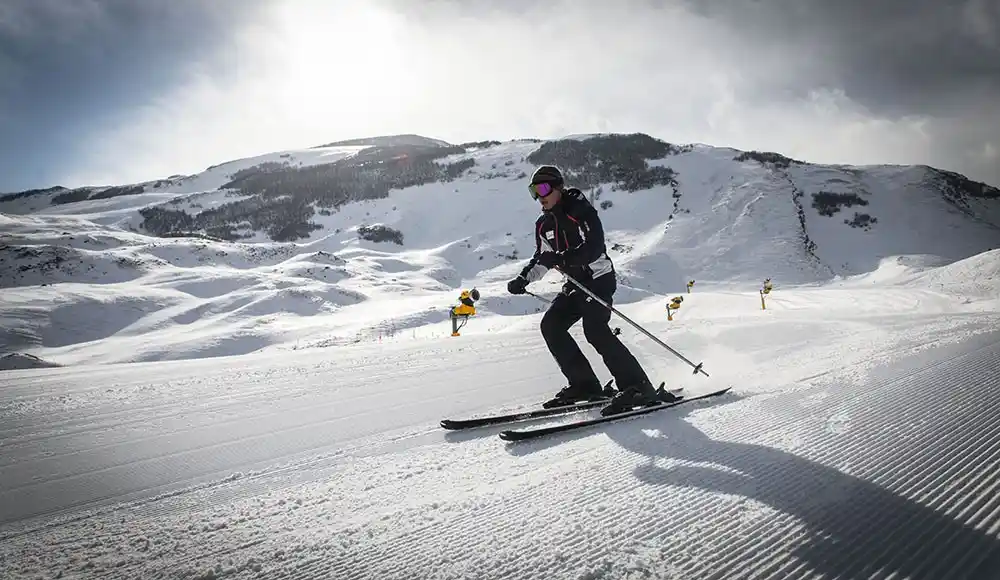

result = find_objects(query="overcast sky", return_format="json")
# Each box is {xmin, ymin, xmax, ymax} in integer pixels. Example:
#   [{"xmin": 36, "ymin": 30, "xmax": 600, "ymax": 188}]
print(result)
[{"xmin": 1, "ymin": 0, "xmax": 998, "ymax": 192}]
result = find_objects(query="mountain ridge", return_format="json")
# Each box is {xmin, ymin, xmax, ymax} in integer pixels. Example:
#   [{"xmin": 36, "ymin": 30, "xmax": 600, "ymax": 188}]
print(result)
[
  {"xmin": 3, "ymin": 132, "xmax": 998, "ymax": 198},
  {"xmin": 2, "ymin": 133, "xmax": 997, "ymax": 286},
  {"xmin": 1, "ymin": 132, "xmax": 998, "ymax": 365}
]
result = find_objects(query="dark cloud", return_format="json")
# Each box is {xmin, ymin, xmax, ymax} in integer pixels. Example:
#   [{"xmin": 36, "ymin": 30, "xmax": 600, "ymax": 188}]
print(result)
[
  {"xmin": 672, "ymin": 0, "xmax": 1000, "ymax": 185},
  {"xmin": 376, "ymin": 0, "xmax": 1000, "ymax": 185},
  {"xmin": 0, "ymin": 0, "xmax": 272, "ymax": 192},
  {"xmin": 675, "ymin": 0, "xmax": 1000, "ymax": 116},
  {"xmin": 3, "ymin": 0, "xmax": 997, "ymax": 191},
  {"xmin": 408, "ymin": 0, "xmax": 1000, "ymax": 118}
]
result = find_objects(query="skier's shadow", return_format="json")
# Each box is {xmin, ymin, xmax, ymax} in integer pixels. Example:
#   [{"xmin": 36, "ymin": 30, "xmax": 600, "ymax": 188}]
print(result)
[{"xmin": 603, "ymin": 403, "xmax": 1000, "ymax": 580}]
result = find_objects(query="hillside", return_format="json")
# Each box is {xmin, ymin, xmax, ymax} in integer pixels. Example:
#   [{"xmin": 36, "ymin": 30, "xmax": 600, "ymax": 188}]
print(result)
[{"xmin": 1, "ymin": 133, "xmax": 998, "ymax": 366}]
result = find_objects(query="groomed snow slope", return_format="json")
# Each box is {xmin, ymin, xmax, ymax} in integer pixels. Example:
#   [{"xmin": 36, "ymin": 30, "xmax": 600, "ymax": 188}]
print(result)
[{"xmin": 1, "ymin": 279, "xmax": 999, "ymax": 579}]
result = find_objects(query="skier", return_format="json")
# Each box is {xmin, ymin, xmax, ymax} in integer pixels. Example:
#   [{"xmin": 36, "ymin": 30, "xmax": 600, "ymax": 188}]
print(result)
[{"xmin": 506, "ymin": 165, "xmax": 678, "ymax": 415}]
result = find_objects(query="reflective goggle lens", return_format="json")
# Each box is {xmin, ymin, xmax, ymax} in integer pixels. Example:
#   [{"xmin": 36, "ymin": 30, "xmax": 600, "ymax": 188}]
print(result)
[{"xmin": 529, "ymin": 182, "xmax": 554, "ymax": 200}]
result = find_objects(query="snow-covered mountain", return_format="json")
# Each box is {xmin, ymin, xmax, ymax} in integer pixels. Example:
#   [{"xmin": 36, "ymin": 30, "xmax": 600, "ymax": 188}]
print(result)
[{"xmin": 1, "ymin": 133, "xmax": 998, "ymax": 366}]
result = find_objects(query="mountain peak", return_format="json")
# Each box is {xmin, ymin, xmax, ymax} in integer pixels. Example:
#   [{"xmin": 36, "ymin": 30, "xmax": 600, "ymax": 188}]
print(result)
[{"xmin": 311, "ymin": 134, "xmax": 452, "ymax": 149}]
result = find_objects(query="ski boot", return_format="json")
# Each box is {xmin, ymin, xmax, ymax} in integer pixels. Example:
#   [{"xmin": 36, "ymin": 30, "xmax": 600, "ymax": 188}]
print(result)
[
  {"xmin": 655, "ymin": 384, "xmax": 683, "ymax": 403},
  {"xmin": 541, "ymin": 379, "xmax": 615, "ymax": 408},
  {"xmin": 600, "ymin": 380, "xmax": 676, "ymax": 416}
]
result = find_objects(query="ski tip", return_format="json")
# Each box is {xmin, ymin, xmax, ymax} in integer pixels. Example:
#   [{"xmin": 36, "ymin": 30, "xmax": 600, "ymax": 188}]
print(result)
[
  {"xmin": 498, "ymin": 430, "xmax": 534, "ymax": 442},
  {"xmin": 498, "ymin": 428, "xmax": 536, "ymax": 442},
  {"xmin": 440, "ymin": 420, "xmax": 459, "ymax": 430}
]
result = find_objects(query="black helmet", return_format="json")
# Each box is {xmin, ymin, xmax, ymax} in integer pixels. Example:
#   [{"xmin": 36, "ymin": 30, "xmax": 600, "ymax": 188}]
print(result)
[{"xmin": 530, "ymin": 165, "xmax": 564, "ymax": 188}]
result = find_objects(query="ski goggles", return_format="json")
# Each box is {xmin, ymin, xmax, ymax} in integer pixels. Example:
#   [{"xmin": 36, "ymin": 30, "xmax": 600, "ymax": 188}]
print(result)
[{"xmin": 529, "ymin": 182, "xmax": 556, "ymax": 200}]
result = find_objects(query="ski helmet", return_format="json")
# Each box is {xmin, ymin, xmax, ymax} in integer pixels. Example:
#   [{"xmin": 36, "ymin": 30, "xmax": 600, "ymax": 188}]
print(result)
[{"xmin": 530, "ymin": 165, "xmax": 564, "ymax": 188}]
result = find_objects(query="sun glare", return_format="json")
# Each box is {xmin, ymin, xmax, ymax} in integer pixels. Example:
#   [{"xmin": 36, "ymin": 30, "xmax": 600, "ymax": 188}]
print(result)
[{"xmin": 263, "ymin": 3, "xmax": 417, "ymax": 121}]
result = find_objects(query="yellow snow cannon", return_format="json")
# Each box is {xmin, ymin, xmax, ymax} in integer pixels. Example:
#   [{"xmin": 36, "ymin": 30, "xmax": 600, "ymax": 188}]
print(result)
[{"xmin": 450, "ymin": 288, "xmax": 480, "ymax": 336}]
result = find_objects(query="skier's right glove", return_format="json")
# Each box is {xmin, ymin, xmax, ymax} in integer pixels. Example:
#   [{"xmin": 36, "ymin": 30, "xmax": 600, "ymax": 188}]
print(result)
[{"xmin": 507, "ymin": 276, "xmax": 528, "ymax": 295}]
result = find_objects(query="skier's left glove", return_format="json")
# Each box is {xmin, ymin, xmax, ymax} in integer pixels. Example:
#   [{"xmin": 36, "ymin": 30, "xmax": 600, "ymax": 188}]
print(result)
[
  {"xmin": 507, "ymin": 276, "xmax": 528, "ymax": 295},
  {"xmin": 537, "ymin": 251, "xmax": 565, "ymax": 270}
]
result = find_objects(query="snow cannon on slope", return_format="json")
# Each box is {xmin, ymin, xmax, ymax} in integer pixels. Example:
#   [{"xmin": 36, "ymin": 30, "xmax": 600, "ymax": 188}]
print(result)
[
  {"xmin": 666, "ymin": 295, "xmax": 684, "ymax": 321},
  {"xmin": 449, "ymin": 288, "xmax": 480, "ymax": 336},
  {"xmin": 760, "ymin": 278, "xmax": 773, "ymax": 309}
]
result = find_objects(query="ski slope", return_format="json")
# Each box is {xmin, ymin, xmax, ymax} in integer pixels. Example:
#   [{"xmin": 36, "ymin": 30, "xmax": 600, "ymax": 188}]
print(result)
[
  {"xmin": 2, "ymin": 134, "xmax": 1000, "ymax": 578},
  {"xmin": 2, "ymin": 270, "xmax": 1000, "ymax": 578}
]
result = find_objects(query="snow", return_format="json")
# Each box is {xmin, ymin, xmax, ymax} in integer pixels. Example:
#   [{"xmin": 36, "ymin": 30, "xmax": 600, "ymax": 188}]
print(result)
[
  {"xmin": 1, "ymin": 136, "xmax": 1000, "ymax": 578},
  {"xmin": 166, "ymin": 145, "xmax": 371, "ymax": 195},
  {"xmin": 0, "ymin": 145, "xmax": 368, "ymax": 216}
]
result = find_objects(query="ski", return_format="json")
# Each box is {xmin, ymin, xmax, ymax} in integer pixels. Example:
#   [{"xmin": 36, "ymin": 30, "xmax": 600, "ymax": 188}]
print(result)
[
  {"xmin": 440, "ymin": 397, "xmax": 613, "ymax": 430},
  {"xmin": 439, "ymin": 381, "xmax": 683, "ymax": 431},
  {"xmin": 440, "ymin": 379, "xmax": 618, "ymax": 430},
  {"xmin": 497, "ymin": 387, "xmax": 733, "ymax": 442}
]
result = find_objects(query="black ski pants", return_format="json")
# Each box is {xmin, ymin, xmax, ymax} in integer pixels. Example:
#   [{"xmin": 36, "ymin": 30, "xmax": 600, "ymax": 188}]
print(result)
[{"xmin": 540, "ymin": 273, "xmax": 651, "ymax": 389}]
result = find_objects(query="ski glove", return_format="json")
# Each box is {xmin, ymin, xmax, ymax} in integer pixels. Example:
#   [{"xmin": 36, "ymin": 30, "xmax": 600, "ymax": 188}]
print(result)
[
  {"xmin": 537, "ymin": 251, "xmax": 564, "ymax": 270},
  {"xmin": 507, "ymin": 276, "xmax": 528, "ymax": 295}
]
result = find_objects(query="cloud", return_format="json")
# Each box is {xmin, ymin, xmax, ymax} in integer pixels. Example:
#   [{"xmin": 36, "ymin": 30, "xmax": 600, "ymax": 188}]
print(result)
[
  {"xmin": 0, "ymin": 0, "xmax": 271, "ymax": 190},
  {"xmin": 963, "ymin": 0, "xmax": 1000, "ymax": 49},
  {"xmin": 10, "ymin": 0, "xmax": 1000, "ymax": 190},
  {"xmin": 678, "ymin": 0, "xmax": 1000, "ymax": 113}
]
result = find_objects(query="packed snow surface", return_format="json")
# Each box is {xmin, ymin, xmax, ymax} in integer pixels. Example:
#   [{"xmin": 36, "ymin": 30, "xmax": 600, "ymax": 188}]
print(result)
[
  {"xmin": 2, "ymin": 303, "xmax": 1000, "ymax": 579},
  {"xmin": 2, "ymin": 137, "xmax": 1000, "ymax": 578}
]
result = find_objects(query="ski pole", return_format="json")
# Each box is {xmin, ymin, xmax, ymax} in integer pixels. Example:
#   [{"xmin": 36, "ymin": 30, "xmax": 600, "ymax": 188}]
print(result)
[
  {"xmin": 525, "ymin": 290, "xmax": 551, "ymax": 303},
  {"xmin": 525, "ymin": 290, "xmax": 621, "ymax": 335},
  {"xmin": 560, "ymin": 271, "xmax": 709, "ymax": 377}
]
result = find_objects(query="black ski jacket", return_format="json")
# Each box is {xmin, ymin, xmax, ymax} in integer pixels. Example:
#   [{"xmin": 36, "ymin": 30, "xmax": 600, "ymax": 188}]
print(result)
[{"xmin": 518, "ymin": 187, "xmax": 614, "ymax": 285}]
